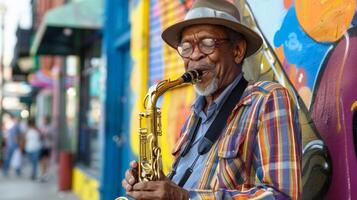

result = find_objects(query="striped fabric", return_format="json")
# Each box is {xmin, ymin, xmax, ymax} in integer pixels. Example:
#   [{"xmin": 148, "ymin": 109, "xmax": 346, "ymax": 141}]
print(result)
[{"xmin": 172, "ymin": 81, "xmax": 301, "ymax": 200}]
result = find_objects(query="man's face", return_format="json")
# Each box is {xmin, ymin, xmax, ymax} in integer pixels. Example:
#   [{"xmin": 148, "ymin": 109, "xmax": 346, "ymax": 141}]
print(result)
[{"xmin": 180, "ymin": 25, "xmax": 244, "ymax": 97}]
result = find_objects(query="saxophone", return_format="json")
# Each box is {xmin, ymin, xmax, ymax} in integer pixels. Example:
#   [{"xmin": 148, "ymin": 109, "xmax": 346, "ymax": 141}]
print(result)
[
  {"xmin": 138, "ymin": 70, "xmax": 201, "ymax": 181},
  {"xmin": 115, "ymin": 70, "xmax": 201, "ymax": 200}
]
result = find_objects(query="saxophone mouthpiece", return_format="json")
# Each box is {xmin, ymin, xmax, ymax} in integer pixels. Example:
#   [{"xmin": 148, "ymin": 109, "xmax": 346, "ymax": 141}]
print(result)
[{"xmin": 181, "ymin": 70, "xmax": 202, "ymax": 84}]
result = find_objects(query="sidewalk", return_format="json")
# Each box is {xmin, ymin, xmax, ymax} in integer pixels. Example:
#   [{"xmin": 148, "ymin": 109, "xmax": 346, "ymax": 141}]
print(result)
[{"xmin": 0, "ymin": 162, "xmax": 79, "ymax": 200}]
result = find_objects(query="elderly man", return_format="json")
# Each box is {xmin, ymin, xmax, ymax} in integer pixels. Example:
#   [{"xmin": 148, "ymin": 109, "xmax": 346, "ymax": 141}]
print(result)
[{"xmin": 122, "ymin": 0, "xmax": 301, "ymax": 199}]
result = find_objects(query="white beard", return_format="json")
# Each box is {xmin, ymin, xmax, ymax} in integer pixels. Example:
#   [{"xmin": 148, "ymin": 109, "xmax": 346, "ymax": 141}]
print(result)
[{"xmin": 194, "ymin": 77, "xmax": 219, "ymax": 96}]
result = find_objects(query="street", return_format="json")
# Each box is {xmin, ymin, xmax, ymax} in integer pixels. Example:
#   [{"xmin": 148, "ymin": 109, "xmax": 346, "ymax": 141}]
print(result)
[{"xmin": 0, "ymin": 163, "xmax": 79, "ymax": 200}]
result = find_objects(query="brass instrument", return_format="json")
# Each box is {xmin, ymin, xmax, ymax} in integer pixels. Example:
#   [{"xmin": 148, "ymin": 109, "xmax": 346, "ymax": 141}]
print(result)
[
  {"xmin": 138, "ymin": 70, "xmax": 201, "ymax": 181},
  {"xmin": 116, "ymin": 70, "xmax": 201, "ymax": 200}
]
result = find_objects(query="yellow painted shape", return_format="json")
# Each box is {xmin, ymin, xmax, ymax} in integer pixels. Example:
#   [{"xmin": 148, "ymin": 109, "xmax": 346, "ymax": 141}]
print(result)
[
  {"xmin": 351, "ymin": 101, "xmax": 357, "ymax": 112},
  {"xmin": 157, "ymin": 0, "xmax": 196, "ymax": 173},
  {"xmin": 160, "ymin": 85, "xmax": 196, "ymax": 173},
  {"xmin": 295, "ymin": 0, "xmax": 356, "ymax": 42},
  {"xmin": 130, "ymin": 0, "xmax": 150, "ymax": 156},
  {"xmin": 72, "ymin": 168, "xmax": 99, "ymax": 200}
]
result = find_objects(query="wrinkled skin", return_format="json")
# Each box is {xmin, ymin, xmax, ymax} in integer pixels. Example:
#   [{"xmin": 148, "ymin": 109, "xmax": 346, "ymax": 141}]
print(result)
[
  {"xmin": 122, "ymin": 161, "xmax": 189, "ymax": 200},
  {"xmin": 181, "ymin": 25, "xmax": 246, "ymax": 108}
]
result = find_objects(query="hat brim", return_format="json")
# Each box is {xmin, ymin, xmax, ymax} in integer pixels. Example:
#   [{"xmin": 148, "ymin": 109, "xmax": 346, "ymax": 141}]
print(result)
[{"xmin": 161, "ymin": 17, "xmax": 263, "ymax": 57}]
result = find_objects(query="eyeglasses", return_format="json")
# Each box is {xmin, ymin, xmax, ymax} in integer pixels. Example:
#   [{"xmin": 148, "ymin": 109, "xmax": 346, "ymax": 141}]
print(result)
[{"xmin": 177, "ymin": 38, "xmax": 229, "ymax": 58}]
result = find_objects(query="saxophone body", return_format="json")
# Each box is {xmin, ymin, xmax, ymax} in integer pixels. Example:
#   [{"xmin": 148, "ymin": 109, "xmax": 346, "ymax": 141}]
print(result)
[
  {"xmin": 138, "ymin": 70, "xmax": 202, "ymax": 181},
  {"xmin": 115, "ymin": 70, "xmax": 201, "ymax": 200}
]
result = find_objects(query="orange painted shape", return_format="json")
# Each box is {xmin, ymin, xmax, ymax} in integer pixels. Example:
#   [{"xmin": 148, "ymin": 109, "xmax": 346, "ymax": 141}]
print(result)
[
  {"xmin": 298, "ymin": 86, "xmax": 312, "ymax": 109},
  {"xmin": 288, "ymin": 64, "xmax": 297, "ymax": 85},
  {"xmin": 295, "ymin": 67, "xmax": 307, "ymax": 89},
  {"xmin": 284, "ymin": 0, "xmax": 293, "ymax": 9},
  {"xmin": 274, "ymin": 46, "xmax": 285, "ymax": 63},
  {"xmin": 295, "ymin": 0, "xmax": 356, "ymax": 42}
]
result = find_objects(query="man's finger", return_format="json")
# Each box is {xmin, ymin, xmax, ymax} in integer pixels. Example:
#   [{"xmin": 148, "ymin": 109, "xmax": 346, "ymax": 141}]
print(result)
[
  {"xmin": 121, "ymin": 179, "xmax": 132, "ymax": 191},
  {"xmin": 133, "ymin": 181, "xmax": 166, "ymax": 191},
  {"xmin": 159, "ymin": 170, "xmax": 169, "ymax": 181},
  {"xmin": 130, "ymin": 160, "xmax": 138, "ymax": 168},
  {"xmin": 133, "ymin": 181, "xmax": 152, "ymax": 191},
  {"xmin": 125, "ymin": 169, "xmax": 136, "ymax": 185},
  {"xmin": 127, "ymin": 190, "xmax": 161, "ymax": 200}
]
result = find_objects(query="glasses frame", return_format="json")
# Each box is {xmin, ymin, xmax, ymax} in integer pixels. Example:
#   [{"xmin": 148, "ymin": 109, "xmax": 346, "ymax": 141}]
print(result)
[{"xmin": 176, "ymin": 37, "xmax": 229, "ymax": 58}]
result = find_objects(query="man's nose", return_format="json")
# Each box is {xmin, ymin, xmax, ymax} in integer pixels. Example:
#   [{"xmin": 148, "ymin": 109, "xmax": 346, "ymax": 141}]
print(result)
[{"xmin": 189, "ymin": 45, "xmax": 205, "ymax": 61}]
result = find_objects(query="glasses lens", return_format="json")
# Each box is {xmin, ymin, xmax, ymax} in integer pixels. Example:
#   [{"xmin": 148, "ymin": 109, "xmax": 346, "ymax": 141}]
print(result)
[
  {"xmin": 199, "ymin": 38, "xmax": 215, "ymax": 54},
  {"xmin": 178, "ymin": 42, "xmax": 192, "ymax": 57}
]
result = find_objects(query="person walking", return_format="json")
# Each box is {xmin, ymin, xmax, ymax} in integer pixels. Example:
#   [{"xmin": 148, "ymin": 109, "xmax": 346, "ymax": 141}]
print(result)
[
  {"xmin": 25, "ymin": 118, "xmax": 42, "ymax": 180},
  {"xmin": 2, "ymin": 115, "xmax": 22, "ymax": 177},
  {"xmin": 38, "ymin": 116, "xmax": 53, "ymax": 182}
]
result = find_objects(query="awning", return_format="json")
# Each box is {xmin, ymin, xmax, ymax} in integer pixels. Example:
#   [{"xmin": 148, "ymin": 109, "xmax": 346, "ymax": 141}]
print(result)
[{"xmin": 30, "ymin": 0, "xmax": 103, "ymax": 55}]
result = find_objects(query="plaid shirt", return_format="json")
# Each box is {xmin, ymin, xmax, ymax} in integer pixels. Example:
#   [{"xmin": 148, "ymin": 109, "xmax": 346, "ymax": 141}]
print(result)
[{"xmin": 172, "ymin": 81, "xmax": 301, "ymax": 200}]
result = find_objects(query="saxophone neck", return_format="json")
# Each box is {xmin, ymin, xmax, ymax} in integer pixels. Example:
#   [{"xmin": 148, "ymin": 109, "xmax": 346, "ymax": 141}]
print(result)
[{"xmin": 144, "ymin": 70, "xmax": 202, "ymax": 109}]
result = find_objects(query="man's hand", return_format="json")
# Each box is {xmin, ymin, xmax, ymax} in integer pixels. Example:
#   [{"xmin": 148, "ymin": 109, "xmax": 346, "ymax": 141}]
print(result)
[
  {"xmin": 127, "ymin": 180, "xmax": 189, "ymax": 200},
  {"xmin": 122, "ymin": 161, "xmax": 188, "ymax": 199},
  {"xmin": 122, "ymin": 161, "xmax": 139, "ymax": 192}
]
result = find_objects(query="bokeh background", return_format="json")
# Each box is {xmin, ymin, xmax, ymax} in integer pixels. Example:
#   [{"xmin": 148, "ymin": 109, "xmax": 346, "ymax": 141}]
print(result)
[{"xmin": 0, "ymin": 0, "xmax": 356, "ymax": 200}]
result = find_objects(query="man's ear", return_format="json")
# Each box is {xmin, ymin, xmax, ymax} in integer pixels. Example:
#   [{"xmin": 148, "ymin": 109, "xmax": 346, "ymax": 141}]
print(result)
[{"xmin": 233, "ymin": 39, "xmax": 247, "ymax": 64}]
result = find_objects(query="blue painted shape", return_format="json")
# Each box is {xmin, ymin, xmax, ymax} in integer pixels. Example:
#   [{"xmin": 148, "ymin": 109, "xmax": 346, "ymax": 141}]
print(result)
[
  {"xmin": 352, "ymin": 11, "xmax": 357, "ymax": 26},
  {"xmin": 274, "ymin": 7, "xmax": 331, "ymax": 89},
  {"xmin": 101, "ymin": 0, "xmax": 133, "ymax": 200}
]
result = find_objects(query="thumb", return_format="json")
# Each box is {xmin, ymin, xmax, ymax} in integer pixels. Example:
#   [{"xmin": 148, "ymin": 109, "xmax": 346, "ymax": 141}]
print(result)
[{"xmin": 159, "ymin": 170, "xmax": 169, "ymax": 181}]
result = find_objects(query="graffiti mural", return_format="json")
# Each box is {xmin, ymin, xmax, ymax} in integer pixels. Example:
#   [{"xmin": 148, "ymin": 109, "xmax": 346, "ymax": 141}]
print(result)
[
  {"xmin": 130, "ymin": 0, "xmax": 357, "ymax": 199},
  {"xmin": 243, "ymin": 0, "xmax": 356, "ymax": 199},
  {"xmin": 311, "ymin": 27, "xmax": 357, "ymax": 200}
]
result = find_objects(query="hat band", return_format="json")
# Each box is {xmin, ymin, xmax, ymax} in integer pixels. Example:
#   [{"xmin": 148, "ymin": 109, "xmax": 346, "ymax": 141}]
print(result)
[{"xmin": 184, "ymin": 7, "xmax": 239, "ymax": 23}]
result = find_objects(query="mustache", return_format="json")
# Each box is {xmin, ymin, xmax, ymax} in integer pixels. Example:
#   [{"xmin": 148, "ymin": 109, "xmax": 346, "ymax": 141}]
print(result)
[{"xmin": 188, "ymin": 64, "xmax": 215, "ymax": 71}]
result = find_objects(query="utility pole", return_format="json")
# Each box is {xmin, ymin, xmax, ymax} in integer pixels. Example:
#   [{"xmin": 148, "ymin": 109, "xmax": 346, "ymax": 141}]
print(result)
[{"xmin": 0, "ymin": 3, "xmax": 6, "ymax": 164}]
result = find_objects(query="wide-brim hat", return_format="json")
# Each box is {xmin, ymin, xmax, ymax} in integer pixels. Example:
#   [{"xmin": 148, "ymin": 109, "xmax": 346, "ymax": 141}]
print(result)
[{"xmin": 162, "ymin": 0, "xmax": 263, "ymax": 57}]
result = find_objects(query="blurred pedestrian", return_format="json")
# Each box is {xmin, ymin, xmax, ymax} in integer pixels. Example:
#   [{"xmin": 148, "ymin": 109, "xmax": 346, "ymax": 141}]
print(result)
[
  {"xmin": 2, "ymin": 115, "xmax": 22, "ymax": 177},
  {"xmin": 38, "ymin": 116, "xmax": 53, "ymax": 182},
  {"xmin": 25, "ymin": 118, "xmax": 42, "ymax": 180},
  {"xmin": 10, "ymin": 146, "xmax": 23, "ymax": 173}
]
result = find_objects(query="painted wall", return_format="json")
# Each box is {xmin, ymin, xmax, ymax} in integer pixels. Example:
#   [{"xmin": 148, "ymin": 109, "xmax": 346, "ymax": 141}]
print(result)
[
  {"xmin": 73, "ymin": 168, "xmax": 99, "ymax": 200},
  {"xmin": 128, "ymin": 0, "xmax": 357, "ymax": 199},
  {"xmin": 101, "ymin": 0, "xmax": 132, "ymax": 199},
  {"xmin": 243, "ymin": 0, "xmax": 356, "ymax": 199}
]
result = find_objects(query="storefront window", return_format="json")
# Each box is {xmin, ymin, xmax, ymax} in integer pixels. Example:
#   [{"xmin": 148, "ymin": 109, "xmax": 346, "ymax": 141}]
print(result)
[
  {"xmin": 77, "ymin": 56, "xmax": 103, "ymax": 176},
  {"xmin": 66, "ymin": 56, "xmax": 79, "ymax": 153},
  {"xmin": 87, "ymin": 61, "xmax": 101, "ymax": 172}
]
